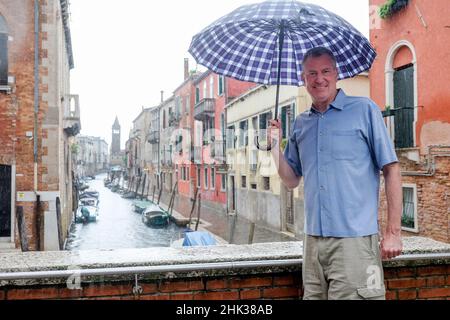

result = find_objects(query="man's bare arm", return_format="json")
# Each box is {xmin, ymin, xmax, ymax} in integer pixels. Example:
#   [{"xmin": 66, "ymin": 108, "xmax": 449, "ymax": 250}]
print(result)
[{"xmin": 381, "ymin": 162, "xmax": 403, "ymax": 259}]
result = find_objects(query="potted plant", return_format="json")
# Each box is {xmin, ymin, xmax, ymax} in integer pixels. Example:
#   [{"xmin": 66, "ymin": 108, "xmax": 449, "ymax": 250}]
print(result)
[{"xmin": 379, "ymin": 0, "xmax": 409, "ymax": 19}]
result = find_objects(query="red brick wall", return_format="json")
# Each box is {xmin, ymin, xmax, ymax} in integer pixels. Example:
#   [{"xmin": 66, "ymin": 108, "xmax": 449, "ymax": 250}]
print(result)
[
  {"xmin": 1, "ymin": 273, "xmax": 301, "ymax": 300},
  {"xmin": 0, "ymin": 1, "xmax": 57, "ymax": 250},
  {"xmin": 385, "ymin": 265, "xmax": 450, "ymax": 300},
  {"xmin": 0, "ymin": 1, "xmax": 35, "ymax": 174},
  {"xmin": 1, "ymin": 264, "xmax": 449, "ymax": 300},
  {"xmin": 379, "ymin": 156, "xmax": 450, "ymax": 243}
]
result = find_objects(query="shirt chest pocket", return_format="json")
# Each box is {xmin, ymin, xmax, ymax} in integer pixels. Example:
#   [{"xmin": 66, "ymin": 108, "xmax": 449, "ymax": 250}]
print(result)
[{"xmin": 331, "ymin": 130, "xmax": 363, "ymax": 160}]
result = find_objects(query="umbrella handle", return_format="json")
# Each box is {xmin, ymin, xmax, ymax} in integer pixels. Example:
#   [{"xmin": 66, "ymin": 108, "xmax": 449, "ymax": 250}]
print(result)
[{"xmin": 255, "ymin": 135, "xmax": 277, "ymax": 151}]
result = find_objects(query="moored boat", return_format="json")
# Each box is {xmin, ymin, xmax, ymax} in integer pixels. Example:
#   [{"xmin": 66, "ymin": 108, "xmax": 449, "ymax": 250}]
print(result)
[{"xmin": 141, "ymin": 203, "xmax": 170, "ymax": 228}]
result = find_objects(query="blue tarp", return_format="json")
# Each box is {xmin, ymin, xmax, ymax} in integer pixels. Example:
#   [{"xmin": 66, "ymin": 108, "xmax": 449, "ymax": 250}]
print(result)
[{"xmin": 182, "ymin": 231, "xmax": 217, "ymax": 247}]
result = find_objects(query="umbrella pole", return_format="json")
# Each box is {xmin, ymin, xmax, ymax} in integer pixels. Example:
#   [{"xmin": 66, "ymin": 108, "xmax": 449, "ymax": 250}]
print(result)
[
  {"xmin": 274, "ymin": 23, "xmax": 285, "ymax": 122},
  {"xmin": 256, "ymin": 23, "xmax": 285, "ymax": 151}
]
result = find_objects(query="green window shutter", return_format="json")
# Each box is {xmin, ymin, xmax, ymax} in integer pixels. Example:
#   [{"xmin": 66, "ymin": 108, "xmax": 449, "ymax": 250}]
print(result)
[{"xmin": 393, "ymin": 65, "xmax": 414, "ymax": 148}]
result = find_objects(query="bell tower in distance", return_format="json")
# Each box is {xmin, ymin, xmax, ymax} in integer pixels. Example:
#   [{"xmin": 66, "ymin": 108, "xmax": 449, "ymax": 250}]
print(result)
[{"xmin": 111, "ymin": 116, "xmax": 121, "ymax": 155}]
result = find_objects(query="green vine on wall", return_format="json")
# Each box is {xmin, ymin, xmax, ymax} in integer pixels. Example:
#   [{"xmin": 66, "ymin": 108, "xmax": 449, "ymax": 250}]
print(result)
[{"xmin": 379, "ymin": 0, "xmax": 409, "ymax": 19}]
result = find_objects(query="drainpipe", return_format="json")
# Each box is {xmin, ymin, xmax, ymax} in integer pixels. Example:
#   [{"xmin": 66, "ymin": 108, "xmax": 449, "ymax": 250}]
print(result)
[
  {"xmin": 157, "ymin": 111, "xmax": 160, "ymax": 189},
  {"xmin": 33, "ymin": 0, "xmax": 39, "ymax": 191},
  {"xmin": 224, "ymin": 77, "xmax": 229, "ymax": 214},
  {"xmin": 401, "ymin": 145, "xmax": 450, "ymax": 177}
]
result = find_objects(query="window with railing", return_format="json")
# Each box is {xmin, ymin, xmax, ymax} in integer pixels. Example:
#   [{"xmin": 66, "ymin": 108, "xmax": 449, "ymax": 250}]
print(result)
[
  {"xmin": 239, "ymin": 120, "xmax": 248, "ymax": 147},
  {"xmin": 227, "ymin": 125, "xmax": 236, "ymax": 149},
  {"xmin": 211, "ymin": 168, "xmax": 215, "ymax": 189},
  {"xmin": 218, "ymin": 75, "xmax": 224, "ymax": 96},
  {"xmin": 259, "ymin": 111, "xmax": 272, "ymax": 142},
  {"xmin": 209, "ymin": 76, "xmax": 214, "ymax": 99},
  {"xmin": 220, "ymin": 173, "xmax": 226, "ymax": 191},
  {"xmin": 402, "ymin": 184, "xmax": 418, "ymax": 232},
  {"xmin": 195, "ymin": 87, "xmax": 200, "ymax": 104},
  {"xmin": 281, "ymin": 104, "xmax": 295, "ymax": 139},
  {"xmin": 185, "ymin": 95, "xmax": 190, "ymax": 115}
]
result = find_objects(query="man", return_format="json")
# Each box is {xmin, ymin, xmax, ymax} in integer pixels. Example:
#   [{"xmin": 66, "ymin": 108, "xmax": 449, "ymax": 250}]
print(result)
[{"xmin": 269, "ymin": 47, "xmax": 403, "ymax": 300}]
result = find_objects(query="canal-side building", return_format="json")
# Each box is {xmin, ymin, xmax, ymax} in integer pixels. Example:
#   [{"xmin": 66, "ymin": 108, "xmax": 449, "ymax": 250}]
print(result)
[
  {"xmin": 193, "ymin": 70, "xmax": 255, "ymax": 214},
  {"xmin": 370, "ymin": 0, "xmax": 450, "ymax": 243},
  {"xmin": 158, "ymin": 95, "xmax": 178, "ymax": 194},
  {"xmin": 146, "ymin": 102, "xmax": 161, "ymax": 193},
  {"xmin": 73, "ymin": 135, "xmax": 108, "ymax": 178},
  {"xmin": 172, "ymin": 59, "xmax": 201, "ymax": 204},
  {"xmin": 0, "ymin": 0, "xmax": 80, "ymax": 251},
  {"xmin": 226, "ymin": 75, "xmax": 369, "ymax": 238},
  {"xmin": 125, "ymin": 107, "xmax": 153, "ymax": 194}
]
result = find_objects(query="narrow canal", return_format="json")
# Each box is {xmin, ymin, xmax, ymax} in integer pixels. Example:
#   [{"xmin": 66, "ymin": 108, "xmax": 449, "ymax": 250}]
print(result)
[{"xmin": 65, "ymin": 174, "xmax": 185, "ymax": 251}]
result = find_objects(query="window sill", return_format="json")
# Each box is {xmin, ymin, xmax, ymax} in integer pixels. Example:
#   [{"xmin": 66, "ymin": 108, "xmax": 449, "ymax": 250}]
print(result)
[
  {"xmin": 0, "ymin": 85, "xmax": 12, "ymax": 94},
  {"xmin": 402, "ymin": 226, "xmax": 419, "ymax": 234}
]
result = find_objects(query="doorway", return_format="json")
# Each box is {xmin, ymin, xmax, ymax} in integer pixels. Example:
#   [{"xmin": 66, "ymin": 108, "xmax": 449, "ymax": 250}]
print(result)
[
  {"xmin": 230, "ymin": 176, "xmax": 236, "ymax": 212},
  {"xmin": 0, "ymin": 165, "xmax": 12, "ymax": 239}
]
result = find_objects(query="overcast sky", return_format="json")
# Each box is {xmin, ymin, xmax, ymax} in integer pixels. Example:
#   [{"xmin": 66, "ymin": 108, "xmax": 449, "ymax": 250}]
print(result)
[{"xmin": 69, "ymin": 0, "xmax": 370, "ymax": 149}]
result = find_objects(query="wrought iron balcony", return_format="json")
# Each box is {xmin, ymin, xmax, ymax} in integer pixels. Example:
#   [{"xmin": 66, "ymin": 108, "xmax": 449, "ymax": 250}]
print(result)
[
  {"xmin": 147, "ymin": 130, "xmax": 159, "ymax": 144},
  {"xmin": 194, "ymin": 98, "xmax": 215, "ymax": 121},
  {"xmin": 63, "ymin": 94, "xmax": 81, "ymax": 136}
]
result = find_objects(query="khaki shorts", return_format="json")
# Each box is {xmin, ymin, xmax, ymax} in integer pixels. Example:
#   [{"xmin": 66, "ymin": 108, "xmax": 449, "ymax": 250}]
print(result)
[{"xmin": 302, "ymin": 234, "xmax": 386, "ymax": 300}]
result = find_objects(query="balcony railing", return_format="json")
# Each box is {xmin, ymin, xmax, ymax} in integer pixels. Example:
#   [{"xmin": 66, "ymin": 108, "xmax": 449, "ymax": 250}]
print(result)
[
  {"xmin": 169, "ymin": 112, "xmax": 182, "ymax": 127},
  {"xmin": 194, "ymin": 98, "xmax": 215, "ymax": 121},
  {"xmin": 191, "ymin": 146, "xmax": 202, "ymax": 164},
  {"xmin": 147, "ymin": 131, "xmax": 159, "ymax": 144},
  {"xmin": 211, "ymin": 140, "xmax": 226, "ymax": 163},
  {"xmin": 63, "ymin": 94, "xmax": 81, "ymax": 136}
]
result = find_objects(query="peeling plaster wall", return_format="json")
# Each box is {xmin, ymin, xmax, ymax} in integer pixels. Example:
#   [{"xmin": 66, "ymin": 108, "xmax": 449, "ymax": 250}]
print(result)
[{"xmin": 420, "ymin": 121, "xmax": 450, "ymax": 153}]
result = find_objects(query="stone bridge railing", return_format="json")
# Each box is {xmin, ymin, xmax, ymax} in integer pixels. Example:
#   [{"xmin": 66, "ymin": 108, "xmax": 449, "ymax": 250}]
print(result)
[{"xmin": 0, "ymin": 238, "xmax": 449, "ymax": 300}]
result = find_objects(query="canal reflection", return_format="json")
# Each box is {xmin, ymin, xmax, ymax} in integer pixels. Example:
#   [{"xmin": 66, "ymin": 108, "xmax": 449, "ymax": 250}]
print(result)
[{"xmin": 66, "ymin": 174, "xmax": 185, "ymax": 251}]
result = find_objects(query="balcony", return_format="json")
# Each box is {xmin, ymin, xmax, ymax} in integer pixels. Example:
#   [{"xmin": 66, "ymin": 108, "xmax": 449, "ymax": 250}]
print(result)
[
  {"xmin": 194, "ymin": 98, "xmax": 215, "ymax": 121},
  {"xmin": 249, "ymin": 149, "xmax": 258, "ymax": 171},
  {"xmin": 147, "ymin": 130, "xmax": 159, "ymax": 144},
  {"xmin": 63, "ymin": 94, "xmax": 81, "ymax": 136},
  {"xmin": 211, "ymin": 140, "xmax": 226, "ymax": 163},
  {"xmin": 169, "ymin": 112, "xmax": 181, "ymax": 127},
  {"xmin": 191, "ymin": 146, "xmax": 202, "ymax": 164}
]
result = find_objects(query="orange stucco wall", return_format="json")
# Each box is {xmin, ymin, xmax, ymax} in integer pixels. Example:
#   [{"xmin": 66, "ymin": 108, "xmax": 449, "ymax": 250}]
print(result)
[{"xmin": 369, "ymin": 0, "xmax": 450, "ymax": 152}]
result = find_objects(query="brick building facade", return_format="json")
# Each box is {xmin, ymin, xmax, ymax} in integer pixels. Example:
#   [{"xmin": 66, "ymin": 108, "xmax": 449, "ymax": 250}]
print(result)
[
  {"xmin": 0, "ymin": 0, "xmax": 79, "ymax": 251},
  {"xmin": 370, "ymin": 0, "xmax": 450, "ymax": 243}
]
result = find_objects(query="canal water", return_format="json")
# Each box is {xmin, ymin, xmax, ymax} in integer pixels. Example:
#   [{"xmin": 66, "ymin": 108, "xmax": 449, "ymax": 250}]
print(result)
[{"xmin": 65, "ymin": 174, "xmax": 185, "ymax": 251}]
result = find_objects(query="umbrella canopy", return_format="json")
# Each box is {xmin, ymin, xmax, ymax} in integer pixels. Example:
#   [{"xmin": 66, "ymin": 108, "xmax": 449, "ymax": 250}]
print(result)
[{"xmin": 189, "ymin": 0, "xmax": 375, "ymax": 87}]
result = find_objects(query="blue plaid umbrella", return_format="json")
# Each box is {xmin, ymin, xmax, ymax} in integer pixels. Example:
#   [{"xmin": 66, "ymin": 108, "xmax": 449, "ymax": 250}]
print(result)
[{"xmin": 188, "ymin": 0, "xmax": 376, "ymax": 150}]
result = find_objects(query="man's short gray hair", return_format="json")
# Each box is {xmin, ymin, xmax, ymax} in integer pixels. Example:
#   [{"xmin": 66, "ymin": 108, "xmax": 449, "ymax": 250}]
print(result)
[{"xmin": 302, "ymin": 47, "xmax": 337, "ymax": 68}]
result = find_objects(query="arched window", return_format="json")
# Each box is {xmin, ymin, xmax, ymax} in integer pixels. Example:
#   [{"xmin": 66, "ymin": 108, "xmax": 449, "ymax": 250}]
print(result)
[{"xmin": 0, "ymin": 14, "xmax": 9, "ymax": 87}]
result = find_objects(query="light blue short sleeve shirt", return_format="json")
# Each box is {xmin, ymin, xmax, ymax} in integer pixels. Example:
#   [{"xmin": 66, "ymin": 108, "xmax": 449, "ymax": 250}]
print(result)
[{"xmin": 284, "ymin": 89, "xmax": 398, "ymax": 237}]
